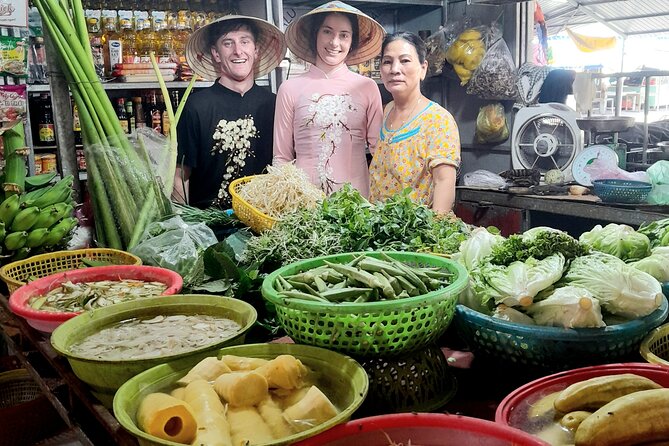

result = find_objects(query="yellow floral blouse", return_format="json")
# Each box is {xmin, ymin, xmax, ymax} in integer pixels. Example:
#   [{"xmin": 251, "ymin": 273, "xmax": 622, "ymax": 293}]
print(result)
[{"xmin": 369, "ymin": 101, "xmax": 461, "ymax": 205}]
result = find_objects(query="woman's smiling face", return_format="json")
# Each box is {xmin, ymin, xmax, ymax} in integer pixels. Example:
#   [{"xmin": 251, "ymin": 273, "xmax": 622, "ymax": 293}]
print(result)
[{"xmin": 315, "ymin": 14, "xmax": 353, "ymax": 68}]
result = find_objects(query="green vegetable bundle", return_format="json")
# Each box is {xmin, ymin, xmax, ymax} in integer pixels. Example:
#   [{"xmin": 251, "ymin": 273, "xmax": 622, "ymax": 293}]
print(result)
[
  {"xmin": 245, "ymin": 186, "xmax": 470, "ymax": 268},
  {"xmin": 274, "ymin": 252, "xmax": 453, "ymax": 304},
  {"xmin": 31, "ymin": 0, "xmax": 192, "ymax": 250}
]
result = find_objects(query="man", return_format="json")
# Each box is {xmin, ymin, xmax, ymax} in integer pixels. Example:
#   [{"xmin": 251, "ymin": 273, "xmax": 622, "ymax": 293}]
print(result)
[{"xmin": 174, "ymin": 15, "xmax": 286, "ymax": 208}]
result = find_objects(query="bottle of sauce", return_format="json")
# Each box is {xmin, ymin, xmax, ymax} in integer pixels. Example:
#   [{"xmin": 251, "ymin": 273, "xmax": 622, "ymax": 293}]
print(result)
[{"xmin": 38, "ymin": 93, "xmax": 56, "ymax": 145}]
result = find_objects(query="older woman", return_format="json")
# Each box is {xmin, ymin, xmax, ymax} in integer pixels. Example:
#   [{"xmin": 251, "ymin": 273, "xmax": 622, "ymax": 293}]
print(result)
[
  {"xmin": 273, "ymin": 1, "xmax": 384, "ymax": 197},
  {"xmin": 369, "ymin": 32, "xmax": 461, "ymax": 213}
]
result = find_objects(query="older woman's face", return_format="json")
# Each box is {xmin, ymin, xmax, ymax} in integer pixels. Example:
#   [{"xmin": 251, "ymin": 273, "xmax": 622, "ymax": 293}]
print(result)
[
  {"xmin": 315, "ymin": 14, "xmax": 353, "ymax": 68},
  {"xmin": 381, "ymin": 39, "xmax": 427, "ymax": 97}
]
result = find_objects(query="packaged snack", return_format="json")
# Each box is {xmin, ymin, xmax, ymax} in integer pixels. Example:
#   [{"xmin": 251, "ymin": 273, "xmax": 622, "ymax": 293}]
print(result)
[
  {"xmin": 0, "ymin": 36, "xmax": 29, "ymax": 78},
  {"xmin": 0, "ymin": 85, "xmax": 27, "ymax": 122}
]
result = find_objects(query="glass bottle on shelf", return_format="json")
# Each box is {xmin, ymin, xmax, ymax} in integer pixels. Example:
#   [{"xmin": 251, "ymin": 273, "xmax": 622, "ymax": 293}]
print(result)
[
  {"xmin": 73, "ymin": 103, "xmax": 83, "ymax": 146},
  {"xmin": 117, "ymin": 98, "xmax": 129, "ymax": 134},
  {"xmin": 148, "ymin": 91, "xmax": 162, "ymax": 133},
  {"xmin": 133, "ymin": 96, "xmax": 145, "ymax": 129},
  {"xmin": 118, "ymin": 9, "xmax": 138, "ymax": 64},
  {"xmin": 101, "ymin": 10, "xmax": 121, "ymax": 77},
  {"xmin": 38, "ymin": 94, "xmax": 56, "ymax": 145},
  {"xmin": 125, "ymin": 100, "xmax": 135, "ymax": 132},
  {"xmin": 86, "ymin": 9, "xmax": 105, "ymax": 79}
]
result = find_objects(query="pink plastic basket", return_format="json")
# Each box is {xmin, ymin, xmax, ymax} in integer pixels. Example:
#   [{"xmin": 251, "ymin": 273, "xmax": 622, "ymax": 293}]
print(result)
[{"xmin": 293, "ymin": 413, "xmax": 549, "ymax": 446}]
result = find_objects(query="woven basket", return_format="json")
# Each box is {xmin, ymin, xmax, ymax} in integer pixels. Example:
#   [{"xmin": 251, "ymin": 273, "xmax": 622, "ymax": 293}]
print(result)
[
  {"xmin": 592, "ymin": 179, "xmax": 652, "ymax": 203},
  {"xmin": 262, "ymin": 252, "xmax": 469, "ymax": 357},
  {"xmin": 358, "ymin": 345, "xmax": 457, "ymax": 415},
  {"xmin": 0, "ymin": 248, "xmax": 141, "ymax": 294},
  {"xmin": 229, "ymin": 176, "xmax": 278, "ymax": 233},
  {"xmin": 455, "ymin": 298, "xmax": 669, "ymax": 372},
  {"xmin": 640, "ymin": 323, "xmax": 669, "ymax": 366},
  {"xmin": 0, "ymin": 369, "xmax": 63, "ymax": 445}
]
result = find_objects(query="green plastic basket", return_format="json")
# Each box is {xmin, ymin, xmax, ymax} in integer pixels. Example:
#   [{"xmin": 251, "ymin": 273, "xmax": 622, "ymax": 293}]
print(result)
[
  {"xmin": 592, "ymin": 179, "xmax": 652, "ymax": 203},
  {"xmin": 113, "ymin": 343, "xmax": 369, "ymax": 446},
  {"xmin": 262, "ymin": 252, "xmax": 469, "ymax": 357}
]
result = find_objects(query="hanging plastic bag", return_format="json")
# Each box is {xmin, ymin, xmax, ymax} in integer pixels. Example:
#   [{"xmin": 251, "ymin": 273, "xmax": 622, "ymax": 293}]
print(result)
[
  {"xmin": 475, "ymin": 103, "xmax": 509, "ymax": 144},
  {"xmin": 647, "ymin": 160, "xmax": 669, "ymax": 205},
  {"xmin": 466, "ymin": 35, "xmax": 520, "ymax": 101},
  {"xmin": 425, "ymin": 17, "xmax": 489, "ymax": 79},
  {"xmin": 445, "ymin": 25, "xmax": 491, "ymax": 85}
]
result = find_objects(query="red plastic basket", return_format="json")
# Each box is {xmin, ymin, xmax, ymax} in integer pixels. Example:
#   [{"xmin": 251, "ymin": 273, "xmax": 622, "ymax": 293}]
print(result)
[
  {"xmin": 8, "ymin": 265, "xmax": 183, "ymax": 333},
  {"xmin": 495, "ymin": 362, "xmax": 669, "ymax": 442},
  {"xmin": 293, "ymin": 413, "xmax": 549, "ymax": 446}
]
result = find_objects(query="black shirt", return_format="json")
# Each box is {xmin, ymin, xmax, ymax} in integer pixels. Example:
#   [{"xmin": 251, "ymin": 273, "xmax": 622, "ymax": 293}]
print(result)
[{"xmin": 177, "ymin": 81, "xmax": 275, "ymax": 208}]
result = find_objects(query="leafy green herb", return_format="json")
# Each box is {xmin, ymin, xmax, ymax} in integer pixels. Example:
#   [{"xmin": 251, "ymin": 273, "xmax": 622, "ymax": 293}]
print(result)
[
  {"xmin": 245, "ymin": 186, "xmax": 470, "ymax": 267},
  {"xmin": 489, "ymin": 228, "xmax": 587, "ymax": 266}
]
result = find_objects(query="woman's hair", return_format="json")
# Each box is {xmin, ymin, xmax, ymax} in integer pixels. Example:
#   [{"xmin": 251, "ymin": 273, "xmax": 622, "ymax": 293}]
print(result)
[
  {"xmin": 381, "ymin": 32, "xmax": 427, "ymax": 64},
  {"xmin": 308, "ymin": 12, "xmax": 360, "ymax": 57},
  {"xmin": 207, "ymin": 19, "xmax": 260, "ymax": 49}
]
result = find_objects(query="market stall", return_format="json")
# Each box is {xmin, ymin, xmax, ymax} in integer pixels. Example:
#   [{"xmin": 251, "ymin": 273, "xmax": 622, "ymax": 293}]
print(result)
[{"xmin": 4, "ymin": 0, "xmax": 669, "ymax": 445}]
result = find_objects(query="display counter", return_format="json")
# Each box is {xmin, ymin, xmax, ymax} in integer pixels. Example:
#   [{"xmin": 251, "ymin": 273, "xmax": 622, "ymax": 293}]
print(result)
[{"xmin": 456, "ymin": 187, "xmax": 667, "ymax": 236}]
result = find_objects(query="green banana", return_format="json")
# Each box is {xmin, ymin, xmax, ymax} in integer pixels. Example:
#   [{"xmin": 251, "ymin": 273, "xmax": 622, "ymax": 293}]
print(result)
[
  {"xmin": 31, "ymin": 175, "xmax": 74, "ymax": 208},
  {"xmin": 25, "ymin": 228, "xmax": 49, "ymax": 248},
  {"xmin": 10, "ymin": 206, "xmax": 41, "ymax": 232},
  {"xmin": 4, "ymin": 231, "xmax": 28, "ymax": 251},
  {"xmin": 0, "ymin": 194, "xmax": 20, "ymax": 227},
  {"xmin": 11, "ymin": 247, "xmax": 31, "ymax": 261},
  {"xmin": 0, "ymin": 222, "xmax": 5, "ymax": 244},
  {"xmin": 43, "ymin": 217, "xmax": 78, "ymax": 246},
  {"xmin": 25, "ymin": 172, "xmax": 58, "ymax": 190},
  {"xmin": 32, "ymin": 203, "xmax": 73, "ymax": 230},
  {"xmin": 21, "ymin": 184, "xmax": 53, "ymax": 204}
]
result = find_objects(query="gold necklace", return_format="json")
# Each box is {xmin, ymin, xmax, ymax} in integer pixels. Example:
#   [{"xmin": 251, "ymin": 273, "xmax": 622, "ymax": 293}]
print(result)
[{"xmin": 386, "ymin": 97, "xmax": 422, "ymax": 144}]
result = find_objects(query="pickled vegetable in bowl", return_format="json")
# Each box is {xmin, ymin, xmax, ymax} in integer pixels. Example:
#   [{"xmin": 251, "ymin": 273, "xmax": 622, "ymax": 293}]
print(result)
[{"xmin": 495, "ymin": 363, "xmax": 669, "ymax": 445}]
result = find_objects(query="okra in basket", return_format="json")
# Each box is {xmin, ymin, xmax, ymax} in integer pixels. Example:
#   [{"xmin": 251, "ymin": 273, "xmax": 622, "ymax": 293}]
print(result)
[{"xmin": 274, "ymin": 252, "xmax": 454, "ymax": 304}]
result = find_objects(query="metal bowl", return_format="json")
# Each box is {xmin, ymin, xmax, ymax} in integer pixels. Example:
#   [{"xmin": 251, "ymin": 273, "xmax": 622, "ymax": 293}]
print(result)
[{"xmin": 576, "ymin": 116, "xmax": 636, "ymax": 133}]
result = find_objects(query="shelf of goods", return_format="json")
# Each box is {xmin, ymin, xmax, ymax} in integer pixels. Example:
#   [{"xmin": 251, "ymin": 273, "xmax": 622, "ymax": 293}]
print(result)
[{"xmin": 0, "ymin": 294, "xmax": 137, "ymax": 446}]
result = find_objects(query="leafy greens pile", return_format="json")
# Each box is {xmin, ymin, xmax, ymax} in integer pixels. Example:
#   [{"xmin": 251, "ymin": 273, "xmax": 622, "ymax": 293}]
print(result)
[
  {"xmin": 244, "ymin": 185, "xmax": 471, "ymax": 267},
  {"xmin": 488, "ymin": 226, "xmax": 588, "ymax": 266}
]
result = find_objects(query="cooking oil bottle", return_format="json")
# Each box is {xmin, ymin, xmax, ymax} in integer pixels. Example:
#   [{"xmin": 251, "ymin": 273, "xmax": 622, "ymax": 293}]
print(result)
[{"xmin": 101, "ymin": 9, "xmax": 122, "ymax": 76}]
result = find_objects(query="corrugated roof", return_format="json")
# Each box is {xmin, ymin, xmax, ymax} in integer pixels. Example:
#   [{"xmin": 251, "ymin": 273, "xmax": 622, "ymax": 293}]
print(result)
[{"xmin": 538, "ymin": 0, "xmax": 669, "ymax": 37}]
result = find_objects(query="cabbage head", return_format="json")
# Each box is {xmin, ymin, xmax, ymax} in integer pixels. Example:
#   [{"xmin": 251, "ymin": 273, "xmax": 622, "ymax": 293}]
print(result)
[
  {"xmin": 454, "ymin": 227, "xmax": 504, "ymax": 271},
  {"xmin": 630, "ymin": 247, "xmax": 669, "ymax": 282},
  {"xmin": 562, "ymin": 253, "xmax": 662, "ymax": 318},
  {"xmin": 526, "ymin": 286, "xmax": 605, "ymax": 328},
  {"xmin": 579, "ymin": 223, "xmax": 650, "ymax": 262}
]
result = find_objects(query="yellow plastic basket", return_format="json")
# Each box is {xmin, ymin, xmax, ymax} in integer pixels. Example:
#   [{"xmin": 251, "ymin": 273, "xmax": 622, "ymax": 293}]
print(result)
[
  {"xmin": 229, "ymin": 175, "xmax": 279, "ymax": 233},
  {"xmin": 0, "ymin": 248, "xmax": 142, "ymax": 294},
  {"xmin": 640, "ymin": 323, "xmax": 669, "ymax": 367}
]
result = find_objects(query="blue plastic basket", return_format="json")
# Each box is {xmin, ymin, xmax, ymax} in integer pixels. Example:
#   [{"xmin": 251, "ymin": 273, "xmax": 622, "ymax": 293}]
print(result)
[
  {"xmin": 592, "ymin": 179, "xmax": 652, "ymax": 203},
  {"xmin": 453, "ymin": 297, "xmax": 669, "ymax": 372}
]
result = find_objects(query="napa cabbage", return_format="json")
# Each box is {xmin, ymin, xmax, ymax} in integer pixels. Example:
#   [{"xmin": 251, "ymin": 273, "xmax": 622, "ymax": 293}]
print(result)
[
  {"xmin": 526, "ymin": 286, "xmax": 605, "ymax": 328},
  {"xmin": 561, "ymin": 253, "xmax": 663, "ymax": 318},
  {"xmin": 630, "ymin": 247, "xmax": 669, "ymax": 282},
  {"xmin": 579, "ymin": 223, "xmax": 651, "ymax": 262}
]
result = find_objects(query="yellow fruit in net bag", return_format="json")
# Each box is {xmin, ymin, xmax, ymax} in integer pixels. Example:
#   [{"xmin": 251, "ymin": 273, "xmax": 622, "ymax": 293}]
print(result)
[
  {"xmin": 459, "ymin": 28, "xmax": 482, "ymax": 41},
  {"xmin": 446, "ymin": 40, "xmax": 467, "ymax": 64},
  {"xmin": 453, "ymin": 63, "xmax": 472, "ymax": 85},
  {"xmin": 463, "ymin": 47, "xmax": 485, "ymax": 71}
]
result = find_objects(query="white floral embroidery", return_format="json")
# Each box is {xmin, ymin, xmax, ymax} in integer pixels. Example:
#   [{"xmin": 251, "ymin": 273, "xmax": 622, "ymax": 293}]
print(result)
[
  {"xmin": 303, "ymin": 93, "xmax": 356, "ymax": 194},
  {"xmin": 211, "ymin": 116, "xmax": 259, "ymax": 205}
]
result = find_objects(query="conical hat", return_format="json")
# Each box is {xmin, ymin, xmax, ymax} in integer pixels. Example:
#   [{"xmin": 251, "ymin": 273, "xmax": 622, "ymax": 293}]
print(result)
[
  {"xmin": 285, "ymin": 1, "xmax": 385, "ymax": 66},
  {"xmin": 186, "ymin": 15, "xmax": 287, "ymax": 80}
]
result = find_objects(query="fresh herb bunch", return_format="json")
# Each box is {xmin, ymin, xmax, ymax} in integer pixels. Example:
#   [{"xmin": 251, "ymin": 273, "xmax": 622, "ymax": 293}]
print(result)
[
  {"xmin": 489, "ymin": 228, "xmax": 588, "ymax": 266},
  {"xmin": 638, "ymin": 217, "xmax": 669, "ymax": 248},
  {"xmin": 245, "ymin": 185, "xmax": 470, "ymax": 268}
]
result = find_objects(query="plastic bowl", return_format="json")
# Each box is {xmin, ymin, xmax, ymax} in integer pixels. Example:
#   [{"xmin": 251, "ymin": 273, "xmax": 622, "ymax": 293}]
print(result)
[
  {"xmin": 495, "ymin": 362, "xmax": 669, "ymax": 443},
  {"xmin": 50, "ymin": 294, "xmax": 257, "ymax": 407},
  {"xmin": 262, "ymin": 251, "xmax": 469, "ymax": 357},
  {"xmin": 8, "ymin": 265, "xmax": 183, "ymax": 333},
  {"xmin": 292, "ymin": 413, "xmax": 549, "ymax": 446},
  {"xmin": 453, "ymin": 297, "xmax": 669, "ymax": 372},
  {"xmin": 113, "ymin": 343, "xmax": 369, "ymax": 446}
]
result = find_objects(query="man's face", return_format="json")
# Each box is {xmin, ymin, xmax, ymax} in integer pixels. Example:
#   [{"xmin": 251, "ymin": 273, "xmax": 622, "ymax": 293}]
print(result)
[{"xmin": 210, "ymin": 27, "xmax": 258, "ymax": 82}]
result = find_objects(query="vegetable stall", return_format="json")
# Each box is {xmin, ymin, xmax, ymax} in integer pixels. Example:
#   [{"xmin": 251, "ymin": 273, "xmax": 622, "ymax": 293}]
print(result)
[{"xmin": 4, "ymin": 1, "xmax": 669, "ymax": 446}]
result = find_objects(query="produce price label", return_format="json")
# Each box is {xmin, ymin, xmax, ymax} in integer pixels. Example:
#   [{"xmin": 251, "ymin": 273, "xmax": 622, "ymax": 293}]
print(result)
[{"xmin": 0, "ymin": 0, "xmax": 28, "ymax": 28}]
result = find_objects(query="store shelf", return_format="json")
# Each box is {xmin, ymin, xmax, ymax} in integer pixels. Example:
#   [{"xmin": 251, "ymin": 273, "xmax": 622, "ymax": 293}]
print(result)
[
  {"xmin": 284, "ymin": 0, "xmax": 442, "ymax": 6},
  {"xmin": 33, "ymin": 145, "xmax": 58, "ymax": 150},
  {"xmin": 27, "ymin": 78, "xmax": 269, "ymax": 93}
]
